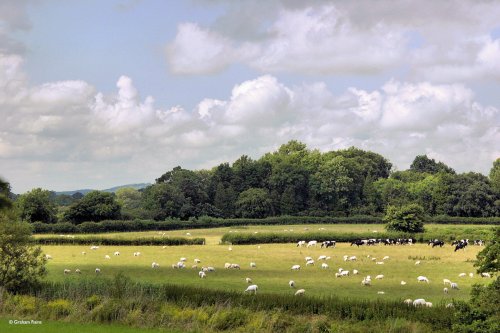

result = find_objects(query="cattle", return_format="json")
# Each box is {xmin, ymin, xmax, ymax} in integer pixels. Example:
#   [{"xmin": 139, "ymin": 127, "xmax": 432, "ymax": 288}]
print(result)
[
  {"xmin": 351, "ymin": 240, "xmax": 365, "ymax": 247},
  {"xmin": 454, "ymin": 240, "xmax": 468, "ymax": 252},
  {"xmin": 428, "ymin": 239, "xmax": 444, "ymax": 248},
  {"xmin": 321, "ymin": 241, "xmax": 336, "ymax": 248}
]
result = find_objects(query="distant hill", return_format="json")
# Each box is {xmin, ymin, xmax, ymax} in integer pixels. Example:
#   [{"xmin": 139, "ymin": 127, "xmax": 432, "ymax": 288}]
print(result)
[{"xmin": 55, "ymin": 183, "xmax": 150, "ymax": 195}]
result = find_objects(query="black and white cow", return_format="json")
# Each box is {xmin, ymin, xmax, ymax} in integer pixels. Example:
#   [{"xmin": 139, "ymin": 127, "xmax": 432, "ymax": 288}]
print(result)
[
  {"xmin": 321, "ymin": 240, "xmax": 336, "ymax": 248},
  {"xmin": 428, "ymin": 239, "xmax": 444, "ymax": 248}
]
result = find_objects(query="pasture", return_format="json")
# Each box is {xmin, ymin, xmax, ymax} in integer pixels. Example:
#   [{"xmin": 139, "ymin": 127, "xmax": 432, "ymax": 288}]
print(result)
[{"xmin": 41, "ymin": 223, "xmax": 491, "ymax": 304}]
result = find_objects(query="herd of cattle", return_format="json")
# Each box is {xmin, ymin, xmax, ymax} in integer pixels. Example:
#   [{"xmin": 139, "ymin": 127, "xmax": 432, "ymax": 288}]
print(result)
[{"xmin": 295, "ymin": 238, "xmax": 485, "ymax": 250}]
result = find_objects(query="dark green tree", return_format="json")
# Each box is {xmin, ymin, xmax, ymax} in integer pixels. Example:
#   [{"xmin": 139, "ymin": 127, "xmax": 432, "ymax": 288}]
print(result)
[
  {"xmin": 475, "ymin": 227, "xmax": 499, "ymax": 275},
  {"xmin": 410, "ymin": 155, "xmax": 455, "ymax": 174},
  {"xmin": 16, "ymin": 188, "xmax": 57, "ymax": 223},
  {"xmin": 0, "ymin": 178, "xmax": 12, "ymax": 211},
  {"xmin": 64, "ymin": 191, "xmax": 121, "ymax": 224},
  {"xmin": 384, "ymin": 203, "xmax": 425, "ymax": 233},
  {"xmin": 141, "ymin": 184, "xmax": 186, "ymax": 220},
  {"xmin": 236, "ymin": 188, "xmax": 272, "ymax": 218}
]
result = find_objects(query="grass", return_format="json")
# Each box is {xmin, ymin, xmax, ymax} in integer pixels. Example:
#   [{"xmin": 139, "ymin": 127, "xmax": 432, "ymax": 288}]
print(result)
[
  {"xmin": 41, "ymin": 241, "xmax": 489, "ymax": 304},
  {"xmin": 0, "ymin": 317, "xmax": 181, "ymax": 333},
  {"xmin": 33, "ymin": 223, "xmax": 495, "ymax": 245}
]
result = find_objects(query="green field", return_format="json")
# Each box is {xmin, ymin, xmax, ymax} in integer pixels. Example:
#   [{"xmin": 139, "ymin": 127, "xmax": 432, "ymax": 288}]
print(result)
[
  {"xmin": 40, "ymin": 223, "xmax": 492, "ymax": 304},
  {"xmin": 34, "ymin": 223, "xmax": 495, "ymax": 245}
]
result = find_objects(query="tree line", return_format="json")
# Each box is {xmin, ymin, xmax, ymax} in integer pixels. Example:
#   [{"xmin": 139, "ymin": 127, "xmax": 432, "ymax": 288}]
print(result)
[{"xmin": 7, "ymin": 141, "xmax": 500, "ymax": 224}]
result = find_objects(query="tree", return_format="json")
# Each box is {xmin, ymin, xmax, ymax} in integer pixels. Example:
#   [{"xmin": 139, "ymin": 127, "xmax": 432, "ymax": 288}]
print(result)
[
  {"xmin": 16, "ymin": 188, "xmax": 57, "ymax": 224},
  {"xmin": 0, "ymin": 178, "xmax": 47, "ymax": 294},
  {"xmin": 489, "ymin": 158, "xmax": 500, "ymax": 196},
  {"xmin": 236, "ymin": 188, "xmax": 272, "ymax": 218},
  {"xmin": 0, "ymin": 178, "xmax": 12, "ymax": 211},
  {"xmin": 141, "ymin": 184, "xmax": 186, "ymax": 220},
  {"xmin": 410, "ymin": 155, "xmax": 455, "ymax": 174},
  {"xmin": 453, "ymin": 227, "xmax": 499, "ymax": 333},
  {"xmin": 384, "ymin": 204, "xmax": 425, "ymax": 233},
  {"xmin": 64, "ymin": 191, "xmax": 121, "ymax": 224},
  {"xmin": 475, "ymin": 227, "xmax": 499, "ymax": 275}
]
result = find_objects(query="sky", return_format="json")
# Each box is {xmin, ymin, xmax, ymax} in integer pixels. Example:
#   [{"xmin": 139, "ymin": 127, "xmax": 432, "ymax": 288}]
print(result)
[{"xmin": 0, "ymin": 0, "xmax": 499, "ymax": 194}]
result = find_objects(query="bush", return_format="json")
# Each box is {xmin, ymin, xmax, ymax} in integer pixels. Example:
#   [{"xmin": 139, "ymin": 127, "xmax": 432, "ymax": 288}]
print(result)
[
  {"xmin": 384, "ymin": 204, "xmax": 425, "ymax": 233},
  {"xmin": 46, "ymin": 299, "xmax": 72, "ymax": 318},
  {"xmin": 33, "ymin": 236, "xmax": 205, "ymax": 246}
]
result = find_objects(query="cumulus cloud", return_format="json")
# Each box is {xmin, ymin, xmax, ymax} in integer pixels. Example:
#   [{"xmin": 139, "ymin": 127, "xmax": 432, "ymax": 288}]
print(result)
[
  {"xmin": 167, "ymin": 0, "xmax": 500, "ymax": 81},
  {"xmin": 1, "ymin": 52, "xmax": 498, "ymax": 192}
]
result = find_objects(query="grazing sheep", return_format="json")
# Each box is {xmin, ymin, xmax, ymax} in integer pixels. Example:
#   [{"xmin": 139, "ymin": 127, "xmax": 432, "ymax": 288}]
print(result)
[
  {"xmin": 306, "ymin": 260, "xmax": 315, "ymax": 266},
  {"xmin": 444, "ymin": 287, "xmax": 449, "ymax": 294},
  {"xmin": 307, "ymin": 240, "xmax": 318, "ymax": 248},
  {"xmin": 417, "ymin": 276, "xmax": 429, "ymax": 283},
  {"xmin": 152, "ymin": 262, "xmax": 160, "ymax": 269},
  {"xmin": 295, "ymin": 289, "xmax": 305, "ymax": 296},
  {"xmin": 75, "ymin": 269, "xmax": 81, "ymax": 274},
  {"xmin": 415, "ymin": 261, "xmax": 421, "ymax": 265},
  {"xmin": 335, "ymin": 273, "xmax": 341, "ymax": 278},
  {"xmin": 199, "ymin": 271, "xmax": 206, "ymax": 278},
  {"xmin": 45, "ymin": 254, "xmax": 53, "ymax": 260},
  {"xmin": 404, "ymin": 299, "xmax": 413, "ymax": 305},
  {"xmin": 401, "ymin": 281, "xmax": 407, "ymax": 285},
  {"xmin": 459, "ymin": 273, "xmax": 467, "ymax": 278},
  {"xmin": 246, "ymin": 277, "xmax": 252, "ymax": 284},
  {"xmin": 194, "ymin": 259, "xmax": 201, "ymax": 263},
  {"xmin": 224, "ymin": 263, "xmax": 231, "ymax": 269},
  {"xmin": 318, "ymin": 255, "xmax": 327, "ymax": 261},
  {"xmin": 468, "ymin": 272, "xmax": 473, "ymax": 278},
  {"xmin": 349, "ymin": 256, "xmax": 357, "ymax": 261},
  {"xmin": 186, "ymin": 233, "xmax": 191, "ymax": 236},
  {"xmin": 63, "ymin": 269, "xmax": 71, "ymax": 274},
  {"xmin": 481, "ymin": 272, "xmax": 491, "ymax": 278},
  {"xmin": 361, "ymin": 278, "xmax": 371, "ymax": 286},
  {"xmin": 207, "ymin": 267, "xmax": 216, "ymax": 272},
  {"xmin": 250, "ymin": 262, "xmax": 257, "ymax": 268},
  {"xmin": 377, "ymin": 291, "xmax": 385, "ymax": 294},
  {"xmin": 291, "ymin": 265, "xmax": 301, "ymax": 271},
  {"xmin": 176, "ymin": 262, "xmax": 186, "ymax": 269},
  {"xmin": 191, "ymin": 265, "xmax": 198, "ymax": 269},
  {"xmin": 321, "ymin": 263, "xmax": 329, "ymax": 269},
  {"xmin": 289, "ymin": 280, "xmax": 295, "ymax": 288},
  {"xmin": 451, "ymin": 282, "xmax": 459, "ymax": 290},
  {"xmin": 353, "ymin": 269, "xmax": 359, "ymax": 275},
  {"xmin": 375, "ymin": 275, "xmax": 384, "ymax": 280},
  {"xmin": 413, "ymin": 299, "xmax": 426, "ymax": 306},
  {"xmin": 343, "ymin": 255, "xmax": 348, "ymax": 261},
  {"xmin": 446, "ymin": 303, "xmax": 454, "ymax": 308},
  {"xmin": 114, "ymin": 251, "xmax": 120, "ymax": 256},
  {"xmin": 95, "ymin": 268, "xmax": 101, "ymax": 274},
  {"xmin": 340, "ymin": 270, "xmax": 349, "ymax": 277},
  {"xmin": 105, "ymin": 255, "xmax": 111, "ymax": 260},
  {"xmin": 297, "ymin": 241, "xmax": 306, "ymax": 247},
  {"xmin": 443, "ymin": 279, "xmax": 451, "ymax": 285},
  {"xmin": 371, "ymin": 258, "xmax": 377, "ymax": 262},
  {"xmin": 382, "ymin": 256, "xmax": 390, "ymax": 260},
  {"xmin": 81, "ymin": 251, "xmax": 86, "ymax": 255},
  {"xmin": 326, "ymin": 256, "xmax": 331, "ymax": 260},
  {"xmin": 180, "ymin": 257, "xmax": 187, "ymax": 262},
  {"xmin": 228, "ymin": 247, "xmax": 232, "ymax": 251},
  {"xmin": 305, "ymin": 256, "xmax": 313, "ymax": 262},
  {"xmin": 425, "ymin": 302, "xmax": 433, "ymax": 307},
  {"xmin": 375, "ymin": 262, "xmax": 384, "ymax": 265},
  {"xmin": 244, "ymin": 285, "xmax": 258, "ymax": 294},
  {"xmin": 230, "ymin": 264, "xmax": 241, "ymax": 269},
  {"xmin": 172, "ymin": 264, "xmax": 179, "ymax": 269},
  {"xmin": 90, "ymin": 246, "xmax": 99, "ymax": 250}
]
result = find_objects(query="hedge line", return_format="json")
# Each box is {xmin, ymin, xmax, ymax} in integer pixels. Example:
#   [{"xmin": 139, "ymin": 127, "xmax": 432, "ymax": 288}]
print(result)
[
  {"xmin": 31, "ymin": 215, "xmax": 500, "ymax": 234},
  {"xmin": 32, "ymin": 236, "xmax": 205, "ymax": 246},
  {"xmin": 221, "ymin": 229, "xmax": 494, "ymax": 245}
]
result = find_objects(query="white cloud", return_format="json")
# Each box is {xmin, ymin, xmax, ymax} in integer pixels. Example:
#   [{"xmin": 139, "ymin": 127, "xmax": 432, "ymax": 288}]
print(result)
[
  {"xmin": 1, "ymin": 51, "xmax": 498, "ymax": 192},
  {"xmin": 167, "ymin": 1, "xmax": 500, "ymax": 82}
]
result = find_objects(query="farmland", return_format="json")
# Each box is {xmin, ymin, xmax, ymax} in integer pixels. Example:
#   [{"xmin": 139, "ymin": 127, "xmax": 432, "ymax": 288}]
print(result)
[{"xmin": 40, "ymin": 224, "xmax": 492, "ymax": 303}]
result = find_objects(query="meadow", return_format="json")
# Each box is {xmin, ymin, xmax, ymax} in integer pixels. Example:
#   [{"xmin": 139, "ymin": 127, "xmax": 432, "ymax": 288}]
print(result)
[{"xmin": 40, "ymin": 224, "xmax": 493, "ymax": 304}]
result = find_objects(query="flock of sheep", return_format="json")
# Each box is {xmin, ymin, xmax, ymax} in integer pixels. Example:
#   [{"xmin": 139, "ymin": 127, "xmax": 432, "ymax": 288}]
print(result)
[{"xmin": 47, "ymin": 236, "xmax": 493, "ymax": 306}]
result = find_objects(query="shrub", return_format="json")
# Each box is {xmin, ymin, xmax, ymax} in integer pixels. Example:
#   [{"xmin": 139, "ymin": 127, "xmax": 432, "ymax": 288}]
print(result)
[
  {"xmin": 46, "ymin": 299, "xmax": 72, "ymax": 318},
  {"xmin": 384, "ymin": 204, "xmax": 425, "ymax": 233}
]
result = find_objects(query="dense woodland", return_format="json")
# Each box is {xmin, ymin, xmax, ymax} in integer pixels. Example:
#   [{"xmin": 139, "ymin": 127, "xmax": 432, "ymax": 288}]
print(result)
[{"xmin": 8, "ymin": 141, "xmax": 500, "ymax": 224}]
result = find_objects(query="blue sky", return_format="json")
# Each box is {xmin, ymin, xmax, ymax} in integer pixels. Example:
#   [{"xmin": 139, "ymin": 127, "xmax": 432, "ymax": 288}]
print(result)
[{"xmin": 1, "ymin": 0, "xmax": 499, "ymax": 193}]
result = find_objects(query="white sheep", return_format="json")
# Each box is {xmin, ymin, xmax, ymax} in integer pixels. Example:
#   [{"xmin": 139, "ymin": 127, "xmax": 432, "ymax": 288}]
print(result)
[
  {"xmin": 250, "ymin": 262, "xmax": 257, "ymax": 268},
  {"xmin": 105, "ymin": 255, "xmax": 111, "ymax": 260},
  {"xmin": 340, "ymin": 270, "xmax": 349, "ymax": 277},
  {"xmin": 289, "ymin": 280, "xmax": 295, "ymax": 288},
  {"xmin": 404, "ymin": 299, "xmax": 413, "ymax": 305},
  {"xmin": 375, "ymin": 261, "xmax": 384, "ymax": 265},
  {"xmin": 176, "ymin": 262, "xmax": 186, "ymax": 269},
  {"xmin": 90, "ymin": 245, "xmax": 99, "ymax": 250},
  {"xmin": 95, "ymin": 268, "xmax": 101, "ymax": 274},
  {"xmin": 152, "ymin": 262, "xmax": 160, "ymax": 269},
  {"xmin": 458, "ymin": 273, "xmax": 466, "ymax": 278},
  {"xmin": 321, "ymin": 263, "xmax": 329, "ymax": 269},
  {"xmin": 361, "ymin": 278, "xmax": 371, "ymax": 286},
  {"xmin": 353, "ymin": 269, "xmax": 359, "ymax": 275},
  {"xmin": 45, "ymin": 254, "xmax": 53, "ymax": 260},
  {"xmin": 401, "ymin": 281, "xmax": 407, "ymax": 285},
  {"xmin": 81, "ymin": 251, "xmax": 86, "ymax": 255},
  {"xmin": 75, "ymin": 269, "xmax": 81, "ymax": 274},
  {"xmin": 291, "ymin": 265, "xmax": 301, "ymax": 271},
  {"xmin": 343, "ymin": 255, "xmax": 348, "ymax": 261},
  {"xmin": 230, "ymin": 264, "xmax": 241, "ymax": 269},
  {"xmin": 191, "ymin": 264, "xmax": 198, "ymax": 269},
  {"xmin": 186, "ymin": 233, "xmax": 191, "ymax": 236},
  {"xmin": 244, "ymin": 284, "xmax": 258, "ymax": 294},
  {"xmin": 207, "ymin": 267, "xmax": 215, "ymax": 272},
  {"xmin": 417, "ymin": 276, "xmax": 429, "ymax": 283},
  {"xmin": 425, "ymin": 302, "xmax": 433, "ymax": 307},
  {"xmin": 451, "ymin": 282, "xmax": 459, "ymax": 290},
  {"xmin": 306, "ymin": 260, "xmax": 315, "ymax": 266},
  {"xmin": 194, "ymin": 259, "xmax": 201, "ymax": 263},
  {"xmin": 305, "ymin": 256, "xmax": 313, "ymax": 262},
  {"xmin": 349, "ymin": 256, "xmax": 357, "ymax": 261},
  {"xmin": 446, "ymin": 303, "xmax": 454, "ymax": 308},
  {"xmin": 199, "ymin": 271, "xmax": 206, "ymax": 278},
  {"xmin": 295, "ymin": 289, "xmax": 305, "ymax": 296},
  {"xmin": 224, "ymin": 263, "xmax": 232, "ymax": 269},
  {"xmin": 318, "ymin": 255, "xmax": 327, "ymax": 261},
  {"xmin": 443, "ymin": 279, "xmax": 451, "ymax": 285},
  {"xmin": 377, "ymin": 291, "xmax": 385, "ymax": 295},
  {"xmin": 481, "ymin": 272, "xmax": 491, "ymax": 278},
  {"xmin": 413, "ymin": 299, "xmax": 426, "ymax": 306},
  {"xmin": 246, "ymin": 277, "xmax": 252, "ymax": 284},
  {"xmin": 326, "ymin": 256, "xmax": 331, "ymax": 260},
  {"xmin": 114, "ymin": 251, "xmax": 120, "ymax": 256},
  {"xmin": 375, "ymin": 274, "xmax": 384, "ymax": 280},
  {"xmin": 383, "ymin": 256, "xmax": 390, "ymax": 260},
  {"xmin": 297, "ymin": 241, "xmax": 306, "ymax": 247},
  {"xmin": 180, "ymin": 257, "xmax": 187, "ymax": 262},
  {"xmin": 469, "ymin": 273, "xmax": 474, "ymax": 278},
  {"xmin": 63, "ymin": 269, "xmax": 71, "ymax": 274},
  {"xmin": 133, "ymin": 252, "xmax": 141, "ymax": 256},
  {"xmin": 415, "ymin": 261, "xmax": 421, "ymax": 265},
  {"xmin": 444, "ymin": 287, "xmax": 449, "ymax": 294},
  {"xmin": 307, "ymin": 240, "xmax": 317, "ymax": 248},
  {"xmin": 228, "ymin": 247, "xmax": 232, "ymax": 251}
]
